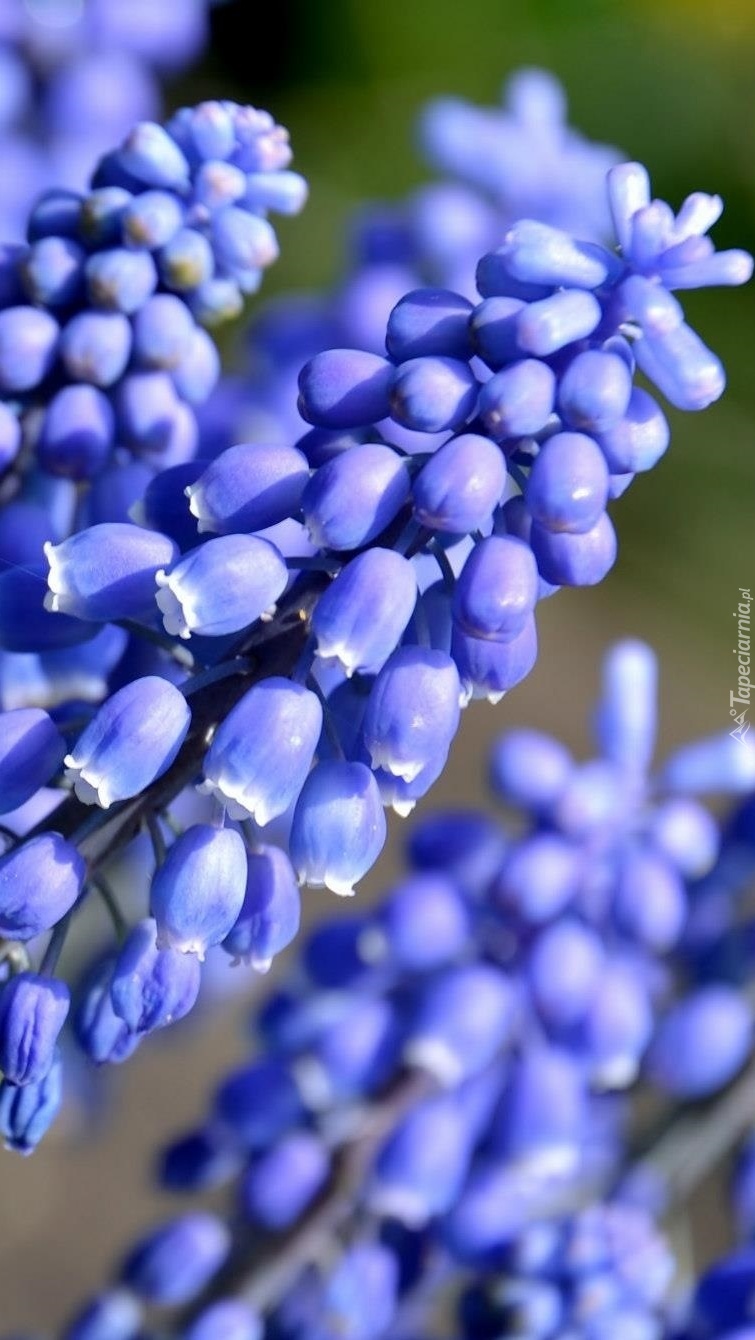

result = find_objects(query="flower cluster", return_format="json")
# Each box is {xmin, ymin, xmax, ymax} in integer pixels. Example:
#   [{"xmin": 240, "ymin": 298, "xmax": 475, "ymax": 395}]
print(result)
[{"xmin": 19, "ymin": 639, "xmax": 755, "ymax": 1339}]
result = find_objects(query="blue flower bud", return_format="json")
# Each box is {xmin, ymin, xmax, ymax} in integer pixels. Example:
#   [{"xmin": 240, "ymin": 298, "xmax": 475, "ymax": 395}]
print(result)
[
  {"xmin": 453, "ymin": 536, "xmax": 538, "ymax": 642},
  {"xmin": 527, "ymin": 431, "xmax": 609, "ymax": 534},
  {"xmin": 151, "ymin": 824, "xmax": 248, "ymax": 958},
  {"xmin": 362, "ymin": 647, "xmax": 461, "ymax": 782},
  {"xmin": 366, "ymin": 873, "xmax": 470, "ymax": 971},
  {"xmin": 117, "ymin": 121, "xmax": 190, "ymax": 190},
  {"xmin": 290, "ymin": 761, "xmax": 387, "ymax": 897},
  {"xmin": 133, "ymin": 294, "xmax": 196, "ymax": 371},
  {"xmin": 531, "ymin": 512, "xmax": 617, "ymax": 586},
  {"xmin": 0, "ymin": 307, "xmax": 59, "ymax": 393},
  {"xmin": 0, "ymin": 972, "xmax": 69, "ymax": 1086},
  {"xmin": 184, "ymin": 1300, "xmax": 262, "ymax": 1340},
  {"xmin": 59, "ymin": 311, "xmax": 132, "ymax": 387},
  {"xmin": 592, "ymin": 639, "xmax": 658, "ymax": 777},
  {"xmin": 159, "ymin": 1128, "xmax": 242, "ymax": 1194},
  {"xmin": 492, "ymin": 1048, "xmax": 587, "ymax": 1176},
  {"xmin": 369, "ymin": 1093, "xmax": 473, "ymax": 1225},
  {"xmin": 649, "ymin": 798, "xmax": 719, "ymax": 878},
  {"xmin": 528, "ymin": 918, "xmax": 604, "ymax": 1028},
  {"xmin": 478, "ymin": 358, "xmax": 556, "ymax": 439},
  {"xmin": 190, "ymin": 277, "xmax": 244, "ymax": 326},
  {"xmin": 38, "ymin": 385, "xmax": 115, "ymax": 482},
  {"xmin": 558, "ymin": 349, "xmax": 633, "ymax": 434},
  {"xmin": 661, "ymin": 731, "xmax": 755, "ymax": 795},
  {"xmin": 405, "ymin": 964, "xmax": 516, "ymax": 1084},
  {"xmin": 597, "ymin": 387, "xmax": 670, "ymax": 475},
  {"xmin": 0, "ymin": 709, "xmax": 65, "ymax": 814},
  {"xmin": 159, "ymin": 227, "xmax": 214, "ymax": 291},
  {"xmin": 156, "ymin": 534, "xmax": 288, "ymax": 639},
  {"xmin": 200, "ymin": 679, "xmax": 322, "ymax": 825},
  {"xmin": 695, "ymin": 1250, "xmax": 755, "ymax": 1334},
  {"xmin": 0, "ymin": 833, "xmax": 85, "ymax": 942},
  {"xmin": 442, "ymin": 1160, "xmax": 543, "ymax": 1262},
  {"xmin": 517, "ymin": 288, "xmax": 602, "ymax": 356},
  {"xmin": 78, "ymin": 187, "xmax": 132, "ymax": 248},
  {"xmin": 489, "ymin": 727, "xmax": 572, "ymax": 811},
  {"xmin": 0, "ymin": 1050, "xmax": 62, "ymax": 1155},
  {"xmin": 0, "ymin": 566, "xmax": 101, "ymax": 655},
  {"xmin": 223, "ymin": 844, "xmax": 301, "ymax": 970},
  {"xmin": 240, "ymin": 1131, "xmax": 329, "ymax": 1229},
  {"xmin": 312, "ymin": 549, "xmax": 417, "ymax": 676},
  {"xmin": 579, "ymin": 961, "xmax": 653, "ymax": 1088},
  {"xmin": 121, "ymin": 1213, "xmax": 230, "ymax": 1306},
  {"xmin": 45, "ymin": 523, "xmax": 178, "ymax": 622},
  {"xmin": 408, "ymin": 810, "xmax": 507, "ymax": 895},
  {"xmin": 412, "ymin": 433, "xmax": 507, "ymax": 534},
  {"xmin": 613, "ymin": 849, "xmax": 686, "ymax": 952},
  {"xmin": 0, "ymin": 401, "xmax": 21, "ymax": 471},
  {"xmin": 498, "ymin": 220, "xmax": 618, "ymax": 289},
  {"xmin": 110, "ymin": 918, "xmax": 201, "ymax": 1034},
  {"xmin": 64, "ymin": 676, "xmax": 190, "ymax": 807},
  {"xmin": 74, "ymin": 957, "xmax": 140, "ymax": 1066},
  {"xmin": 386, "ymin": 288, "xmax": 474, "ymax": 361},
  {"xmin": 213, "ymin": 1058, "xmax": 302, "ymax": 1149},
  {"xmin": 212, "ymin": 206, "xmax": 279, "ymax": 274},
  {"xmin": 122, "ymin": 189, "xmax": 184, "ymax": 248},
  {"xmin": 171, "ymin": 327, "xmax": 221, "ymax": 404},
  {"xmin": 634, "ymin": 322, "xmax": 725, "ymax": 411},
  {"xmin": 389, "ymin": 356, "xmax": 478, "ymax": 433},
  {"xmin": 136, "ymin": 461, "xmax": 205, "ymax": 550},
  {"xmin": 187, "ymin": 442, "xmax": 310, "ymax": 535},
  {"xmin": 298, "ymin": 349, "xmax": 395, "ymax": 430},
  {"xmin": 61, "ymin": 1289, "xmax": 142, "ymax": 1340},
  {"xmin": 21, "ymin": 236, "xmax": 85, "ymax": 308},
  {"xmin": 244, "ymin": 169, "xmax": 309, "ymax": 215},
  {"xmin": 297, "ymin": 995, "xmax": 399, "ymax": 1106},
  {"xmin": 302, "ymin": 443, "xmax": 410, "ymax": 550},
  {"xmin": 85, "ymin": 247, "xmax": 157, "ymax": 314},
  {"xmin": 451, "ymin": 615, "xmax": 538, "ymax": 703},
  {"xmin": 494, "ymin": 832, "xmax": 582, "ymax": 924},
  {"xmin": 323, "ymin": 1243, "xmax": 399, "ymax": 1340},
  {"xmin": 645, "ymin": 986, "xmax": 752, "ymax": 1098}
]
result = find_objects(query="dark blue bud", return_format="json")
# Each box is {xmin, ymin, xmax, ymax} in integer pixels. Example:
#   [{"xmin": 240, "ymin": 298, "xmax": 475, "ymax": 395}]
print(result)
[
  {"xmin": 645, "ymin": 986, "xmax": 752, "ymax": 1098},
  {"xmin": 38, "ymin": 385, "xmax": 115, "ymax": 482},
  {"xmin": 0, "ymin": 307, "xmax": 59, "ymax": 392},
  {"xmin": 558, "ymin": 349, "xmax": 633, "ymax": 434},
  {"xmin": 184, "ymin": 1300, "xmax": 262, "ymax": 1340},
  {"xmin": 187, "ymin": 442, "xmax": 310, "ymax": 535},
  {"xmin": 137, "ymin": 461, "xmax": 205, "ymax": 550},
  {"xmin": 406, "ymin": 964, "xmax": 516, "ymax": 1084},
  {"xmin": 0, "ymin": 709, "xmax": 65, "ymax": 814},
  {"xmin": 61, "ymin": 1289, "xmax": 142, "ymax": 1340},
  {"xmin": 223, "ymin": 845, "xmax": 301, "ymax": 969},
  {"xmin": 0, "ymin": 973, "xmax": 70, "ymax": 1086},
  {"xmin": 386, "ymin": 288, "xmax": 474, "ymax": 361},
  {"xmin": 390, "ymin": 356, "xmax": 478, "ymax": 433},
  {"xmin": 0, "ymin": 565, "xmax": 99, "ymax": 654},
  {"xmin": 694, "ymin": 1249, "xmax": 755, "ymax": 1333},
  {"xmin": 478, "ymin": 359, "xmax": 556, "ymax": 439},
  {"xmin": 528, "ymin": 918, "xmax": 604, "ymax": 1028},
  {"xmin": 494, "ymin": 832, "xmax": 582, "ymax": 924},
  {"xmin": 158, "ymin": 1127, "xmax": 242, "ymax": 1194},
  {"xmin": 201, "ymin": 679, "xmax": 322, "ymax": 825},
  {"xmin": 21, "ymin": 237, "xmax": 85, "ymax": 308},
  {"xmin": 531, "ymin": 512, "xmax": 616, "ymax": 586},
  {"xmin": 451, "ymin": 614, "xmax": 538, "ymax": 703},
  {"xmin": 240, "ymin": 1131, "xmax": 329, "ymax": 1229},
  {"xmin": 407, "ymin": 810, "xmax": 506, "ymax": 896},
  {"xmin": 0, "ymin": 1050, "xmax": 62, "ymax": 1154},
  {"xmin": 0, "ymin": 833, "xmax": 85, "ymax": 942},
  {"xmin": 413, "ymin": 433, "xmax": 507, "ymax": 534},
  {"xmin": 489, "ymin": 728, "xmax": 572, "ymax": 811},
  {"xmin": 28, "ymin": 190, "xmax": 83, "ymax": 242},
  {"xmin": 45, "ymin": 522, "xmax": 178, "ymax": 627},
  {"xmin": 362, "ymin": 646, "xmax": 461, "ymax": 782},
  {"xmin": 156, "ymin": 534, "xmax": 288, "ymax": 639},
  {"xmin": 526, "ymin": 432, "xmax": 609, "ymax": 534},
  {"xmin": 111, "ymin": 918, "xmax": 201, "ymax": 1033},
  {"xmin": 213, "ymin": 1058, "xmax": 302, "ymax": 1149},
  {"xmin": 121, "ymin": 1213, "xmax": 230, "ymax": 1306},
  {"xmin": 453, "ymin": 536, "xmax": 538, "ymax": 642},
  {"xmin": 59, "ymin": 312, "xmax": 132, "ymax": 387},
  {"xmin": 133, "ymin": 294, "xmax": 196, "ymax": 371},
  {"xmin": 369, "ymin": 1093, "xmax": 473, "ymax": 1225},
  {"xmin": 298, "ymin": 349, "xmax": 395, "ymax": 430},
  {"xmin": 151, "ymin": 825, "xmax": 247, "ymax": 959},
  {"xmin": 303, "ymin": 443, "xmax": 410, "ymax": 550},
  {"xmin": 64, "ymin": 677, "xmax": 190, "ymax": 808},
  {"xmin": 290, "ymin": 761, "xmax": 387, "ymax": 897},
  {"xmin": 312, "ymin": 549, "xmax": 417, "ymax": 676}
]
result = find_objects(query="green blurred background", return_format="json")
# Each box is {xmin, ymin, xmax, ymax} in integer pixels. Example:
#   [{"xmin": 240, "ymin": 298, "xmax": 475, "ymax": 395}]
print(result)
[{"xmin": 2, "ymin": 0, "xmax": 755, "ymax": 1326}]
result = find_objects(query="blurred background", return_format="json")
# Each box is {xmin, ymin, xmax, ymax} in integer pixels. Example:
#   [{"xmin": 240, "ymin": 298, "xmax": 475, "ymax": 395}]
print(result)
[{"xmin": 1, "ymin": 0, "xmax": 754, "ymax": 1328}]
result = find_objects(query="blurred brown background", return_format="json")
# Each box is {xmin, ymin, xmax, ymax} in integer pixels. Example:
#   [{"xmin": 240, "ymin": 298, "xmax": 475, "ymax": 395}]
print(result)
[{"xmin": 2, "ymin": 0, "xmax": 755, "ymax": 1330}]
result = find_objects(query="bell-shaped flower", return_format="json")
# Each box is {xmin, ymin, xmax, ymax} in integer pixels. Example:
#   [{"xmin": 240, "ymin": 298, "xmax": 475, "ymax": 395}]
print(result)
[
  {"xmin": 223, "ymin": 844, "xmax": 301, "ymax": 970},
  {"xmin": 302, "ymin": 443, "xmax": 410, "ymax": 551},
  {"xmin": 110, "ymin": 918, "xmax": 202, "ymax": 1034},
  {"xmin": 362, "ymin": 646, "xmax": 462, "ymax": 783},
  {"xmin": 368, "ymin": 1093, "xmax": 474, "ymax": 1226},
  {"xmin": 312, "ymin": 549, "xmax": 417, "ymax": 677},
  {"xmin": 451, "ymin": 614, "xmax": 538, "ymax": 703},
  {"xmin": 200, "ymin": 678, "xmax": 322, "ymax": 824},
  {"xmin": 0, "ymin": 708, "xmax": 66, "ymax": 814},
  {"xmin": 45, "ymin": 523, "xmax": 178, "ymax": 622},
  {"xmin": 186, "ymin": 441, "xmax": 310, "ymax": 535},
  {"xmin": 155, "ymin": 534, "xmax": 288, "ymax": 639},
  {"xmin": 150, "ymin": 824, "xmax": 248, "ymax": 958},
  {"xmin": 73, "ymin": 957, "xmax": 141, "ymax": 1067},
  {"xmin": 120, "ymin": 1213, "xmax": 231, "ymax": 1307},
  {"xmin": 290, "ymin": 761, "xmax": 387, "ymax": 896},
  {"xmin": 453, "ymin": 536, "xmax": 538, "ymax": 643},
  {"xmin": 0, "ymin": 832, "xmax": 86, "ymax": 942},
  {"xmin": 64, "ymin": 676, "xmax": 191, "ymax": 808},
  {"xmin": 0, "ymin": 972, "xmax": 70, "ymax": 1086},
  {"xmin": 0, "ymin": 1050, "xmax": 62, "ymax": 1155}
]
